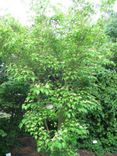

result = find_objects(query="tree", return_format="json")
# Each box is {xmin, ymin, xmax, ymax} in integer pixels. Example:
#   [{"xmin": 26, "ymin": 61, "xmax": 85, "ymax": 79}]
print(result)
[
  {"xmin": 105, "ymin": 13, "xmax": 117, "ymax": 71},
  {"xmin": 0, "ymin": 16, "xmax": 29, "ymax": 155},
  {"xmin": 2, "ymin": 7, "xmax": 111, "ymax": 156},
  {"xmin": 105, "ymin": 13, "xmax": 117, "ymax": 42},
  {"xmin": 0, "ymin": 1, "xmax": 115, "ymax": 156}
]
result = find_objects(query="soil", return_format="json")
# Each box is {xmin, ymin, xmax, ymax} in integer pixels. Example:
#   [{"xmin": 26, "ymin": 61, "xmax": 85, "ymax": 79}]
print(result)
[
  {"xmin": 11, "ymin": 137, "xmax": 117, "ymax": 156},
  {"xmin": 79, "ymin": 150, "xmax": 95, "ymax": 156}
]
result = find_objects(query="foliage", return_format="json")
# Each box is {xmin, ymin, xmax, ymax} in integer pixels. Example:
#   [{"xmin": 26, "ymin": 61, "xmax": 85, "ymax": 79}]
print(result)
[
  {"xmin": 76, "ymin": 11, "xmax": 117, "ymax": 155},
  {"xmin": 0, "ymin": 1, "xmax": 117, "ymax": 156},
  {"xmin": 0, "ymin": 18, "xmax": 29, "ymax": 154},
  {"xmin": 0, "ymin": 78, "xmax": 29, "ymax": 154},
  {"xmin": 4, "ymin": 9, "xmax": 111, "ymax": 156},
  {"xmin": 105, "ymin": 13, "xmax": 117, "ymax": 42},
  {"xmin": 78, "ymin": 70, "xmax": 117, "ymax": 155},
  {"xmin": 105, "ymin": 13, "xmax": 117, "ymax": 71}
]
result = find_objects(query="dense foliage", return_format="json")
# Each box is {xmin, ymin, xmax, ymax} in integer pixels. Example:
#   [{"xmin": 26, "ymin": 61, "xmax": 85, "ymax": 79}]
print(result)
[{"xmin": 0, "ymin": 1, "xmax": 117, "ymax": 156}]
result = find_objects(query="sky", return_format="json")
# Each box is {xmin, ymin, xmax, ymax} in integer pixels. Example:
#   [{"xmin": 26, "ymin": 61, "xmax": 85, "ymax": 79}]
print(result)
[
  {"xmin": 0, "ymin": 0, "xmax": 117, "ymax": 25},
  {"xmin": 0, "ymin": 0, "xmax": 30, "ymax": 25},
  {"xmin": 0, "ymin": 0, "xmax": 73, "ymax": 21}
]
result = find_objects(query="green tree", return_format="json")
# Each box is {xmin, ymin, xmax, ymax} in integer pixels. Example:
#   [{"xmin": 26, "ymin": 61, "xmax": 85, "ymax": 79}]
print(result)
[
  {"xmin": 105, "ymin": 13, "xmax": 117, "ymax": 42},
  {"xmin": 5, "ymin": 8, "xmax": 111, "ymax": 156},
  {"xmin": 0, "ymin": 16, "xmax": 30, "ymax": 155},
  {"xmin": 0, "ymin": 1, "xmax": 115, "ymax": 156}
]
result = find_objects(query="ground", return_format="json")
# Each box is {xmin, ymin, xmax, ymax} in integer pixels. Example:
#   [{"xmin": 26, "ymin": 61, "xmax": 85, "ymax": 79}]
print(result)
[{"xmin": 11, "ymin": 137, "xmax": 117, "ymax": 156}]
